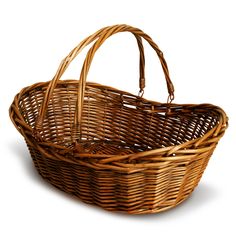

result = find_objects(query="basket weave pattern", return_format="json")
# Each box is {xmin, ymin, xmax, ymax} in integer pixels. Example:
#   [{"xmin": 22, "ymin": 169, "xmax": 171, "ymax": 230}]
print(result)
[{"xmin": 10, "ymin": 25, "xmax": 228, "ymax": 214}]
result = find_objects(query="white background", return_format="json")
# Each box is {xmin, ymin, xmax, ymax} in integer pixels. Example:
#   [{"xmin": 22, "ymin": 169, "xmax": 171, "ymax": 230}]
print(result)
[{"xmin": 0, "ymin": 0, "xmax": 235, "ymax": 235}]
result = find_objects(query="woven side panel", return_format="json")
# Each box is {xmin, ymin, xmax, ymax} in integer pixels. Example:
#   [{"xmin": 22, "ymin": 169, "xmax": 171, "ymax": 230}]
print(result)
[{"xmin": 27, "ymin": 141, "xmax": 213, "ymax": 214}]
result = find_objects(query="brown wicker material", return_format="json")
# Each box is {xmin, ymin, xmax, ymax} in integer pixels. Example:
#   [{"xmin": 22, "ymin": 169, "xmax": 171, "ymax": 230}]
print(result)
[{"xmin": 10, "ymin": 24, "xmax": 228, "ymax": 214}]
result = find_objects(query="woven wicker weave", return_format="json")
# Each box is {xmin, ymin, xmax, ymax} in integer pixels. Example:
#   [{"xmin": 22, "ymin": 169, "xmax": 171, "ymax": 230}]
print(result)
[{"xmin": 10, "ymin": 24, "xmax": 228, "ymax": 214}]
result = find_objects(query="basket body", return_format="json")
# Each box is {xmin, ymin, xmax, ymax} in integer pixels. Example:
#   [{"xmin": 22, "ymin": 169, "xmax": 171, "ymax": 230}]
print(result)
[
  {"xmin": 11, "ymin": 81, "xmax": 227, "ymax": 214},
  {"xmin": 10, "ymin": 25, "xmax": 228, "ymax": 214}
]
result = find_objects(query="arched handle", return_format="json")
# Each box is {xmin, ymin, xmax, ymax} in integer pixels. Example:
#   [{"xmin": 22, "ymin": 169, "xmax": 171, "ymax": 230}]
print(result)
[
  {"xmin": 35, "ymin": 25, "xmax": 146, "ymax": 131},
  {"xmin": 76, "ymin": 25, "xmax": 174, "ymax": 130}
]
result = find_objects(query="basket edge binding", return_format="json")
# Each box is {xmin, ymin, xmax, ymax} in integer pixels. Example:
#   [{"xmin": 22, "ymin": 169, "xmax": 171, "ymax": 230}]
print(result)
[{"xmin": 9, "ymin": 79, "xmax": 228, "ymax": 171}]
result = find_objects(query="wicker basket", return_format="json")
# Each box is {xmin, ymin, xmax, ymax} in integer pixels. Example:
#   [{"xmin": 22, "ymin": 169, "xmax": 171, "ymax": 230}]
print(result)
[{"xmin": 10, "ymin": 24, "xmax": 228, "ymax": 214}]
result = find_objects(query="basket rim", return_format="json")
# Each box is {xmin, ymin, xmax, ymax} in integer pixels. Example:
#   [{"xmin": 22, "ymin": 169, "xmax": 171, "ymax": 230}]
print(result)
[{"xmin": 10, "ymin": 79, "xmax": 228, "ymax": 165}]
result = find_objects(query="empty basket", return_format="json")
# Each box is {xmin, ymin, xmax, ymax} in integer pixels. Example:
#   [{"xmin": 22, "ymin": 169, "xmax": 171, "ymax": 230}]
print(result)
[{"xmin": 10, "ymin": 24, "xmax": 228, "ymax": 214}]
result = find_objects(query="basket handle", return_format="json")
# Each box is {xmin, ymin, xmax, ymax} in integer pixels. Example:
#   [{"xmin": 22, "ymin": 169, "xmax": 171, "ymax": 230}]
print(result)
[
  {"xmin": 76, "ymin": 25, "xmax": 174, "ymax": 129},
  {"xmin": 35, "ymin": 25, "xmax": 146, "ymax": 131},
  {"xmin": 35, "ymin": 25, "xmax": 175, "ymax": 140}
]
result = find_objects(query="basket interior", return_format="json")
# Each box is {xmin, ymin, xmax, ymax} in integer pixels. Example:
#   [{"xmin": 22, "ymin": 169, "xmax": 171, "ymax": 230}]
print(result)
[{"xmin": 18, "ymin": 82, "xmax": 220, "ymax": 154}]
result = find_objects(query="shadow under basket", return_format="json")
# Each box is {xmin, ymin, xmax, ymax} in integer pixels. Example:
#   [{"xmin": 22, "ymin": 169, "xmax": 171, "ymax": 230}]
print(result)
[{"xmin": 9, "ymin": 24, "xmax": 228, "ymax": 214}]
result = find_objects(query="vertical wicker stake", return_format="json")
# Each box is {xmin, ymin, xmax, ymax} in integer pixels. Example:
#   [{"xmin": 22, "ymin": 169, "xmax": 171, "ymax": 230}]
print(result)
[{"xmin": 10, "ymin": 24, "xmax": 228, "ymax": 214}]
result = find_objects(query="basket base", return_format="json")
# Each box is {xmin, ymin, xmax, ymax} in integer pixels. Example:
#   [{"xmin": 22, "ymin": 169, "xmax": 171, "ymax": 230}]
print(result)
[{"xmin": 73, "ymin": 140, "xmax": 138, "ymax": 155}]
